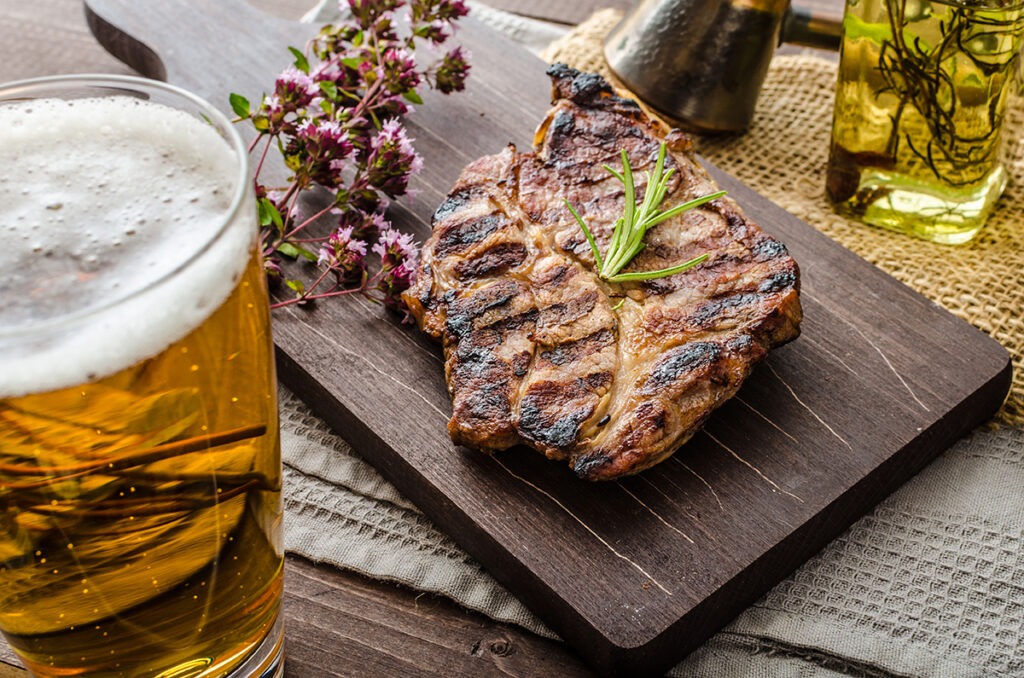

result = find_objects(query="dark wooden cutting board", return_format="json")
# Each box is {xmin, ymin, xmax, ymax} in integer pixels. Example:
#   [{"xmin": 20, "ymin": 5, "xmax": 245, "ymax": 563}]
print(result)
[{"xmin": 84, "ymin": 1, "xmax": 1012, "ymax": 675}]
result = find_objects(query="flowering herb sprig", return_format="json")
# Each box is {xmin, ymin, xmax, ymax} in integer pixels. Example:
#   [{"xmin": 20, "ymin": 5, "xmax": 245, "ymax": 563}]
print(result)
[
  {"xmin": 565, "ymin": 142, "xmax": 724, "ymax": 283},
  {"xmin": 230, "ymin": 0, "xmax": 471, "ymax": 313}
]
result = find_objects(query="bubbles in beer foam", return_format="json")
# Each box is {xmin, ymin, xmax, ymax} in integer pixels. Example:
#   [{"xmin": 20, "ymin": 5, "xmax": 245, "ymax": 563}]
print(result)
[{"xmin": 0, "ymin": 95, "xmax": 255, "ymax": 397}]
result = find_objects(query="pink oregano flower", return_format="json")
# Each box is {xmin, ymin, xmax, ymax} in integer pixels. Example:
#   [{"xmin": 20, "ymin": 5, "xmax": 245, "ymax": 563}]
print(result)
[{"xmin": 230, "ymin": 0, "xmax": 471, "ymax": 315}]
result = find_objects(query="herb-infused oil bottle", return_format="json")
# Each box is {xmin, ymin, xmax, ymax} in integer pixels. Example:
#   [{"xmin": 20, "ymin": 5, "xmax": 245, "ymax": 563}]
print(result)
[{"xmin": 826, "ymin": 0, "xmax": 1024, "ymax": 243}]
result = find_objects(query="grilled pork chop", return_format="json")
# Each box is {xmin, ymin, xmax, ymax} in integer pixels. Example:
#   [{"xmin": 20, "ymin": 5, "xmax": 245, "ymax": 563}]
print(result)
[{"xmin": 403, "ymin": 64, "xmax": 802, "ymax": 480}]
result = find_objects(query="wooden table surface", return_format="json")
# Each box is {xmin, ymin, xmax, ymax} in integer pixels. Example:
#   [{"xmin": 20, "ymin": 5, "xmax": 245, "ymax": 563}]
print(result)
[{"xmin": 0, "ymin": 1, "xmax": 840, "ymax": 676}]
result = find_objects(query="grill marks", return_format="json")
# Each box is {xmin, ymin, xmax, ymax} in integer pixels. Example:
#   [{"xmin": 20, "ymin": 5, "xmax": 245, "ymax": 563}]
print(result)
[
  {"xmin": 519, "ymin": 371, "xmax": 613, "ymax": 454},
  {"xmin": 453, "ymin": 241, "xmax": 527, "ymax": 279},
  {"xmin": 516, "ymin": 256, "xmax": 618, "ymax": 457},
  {"xmin": 407, "ymin": 139, "xmax": 623, "ymax": 456},
  {"xmin": 643, "ymin": 343, "xmax": 723, "ymax": 391},
  {"xmin": 538, "ymin": 329, "xmax": 614, "ymax": 368},
  {"xmin": 403, "ymin": 64, "xmax": 802, "ymax": 480},
  {"xmin": 577, "ymin": 335, "xmax": 768, "ymax": 480},
  {"xmin": 435, "ymin": 212, "xmax": 509, "ymax": 259},
  {"xmin": 445, "ymin": 281, "xmax": 537, "ymax": 449}
]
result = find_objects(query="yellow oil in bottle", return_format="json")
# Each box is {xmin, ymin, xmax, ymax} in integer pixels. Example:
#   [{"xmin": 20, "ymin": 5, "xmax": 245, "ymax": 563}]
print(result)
[{"xmin": 827, "ymin": 0, "xmax": 1024, "ymax": 243}]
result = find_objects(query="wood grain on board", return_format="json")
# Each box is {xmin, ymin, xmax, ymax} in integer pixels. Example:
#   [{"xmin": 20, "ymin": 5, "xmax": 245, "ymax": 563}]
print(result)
[
  {"xmin": 483, "ymin": 0, "xmax": 634, "ymax": 25},
  {"xmin": 282, "ymin": 556, "xmax": 595, "ymax": 678},
  {"xmin": 77, "ymin": 0, "xmax": 1012, "ymax": 675}
]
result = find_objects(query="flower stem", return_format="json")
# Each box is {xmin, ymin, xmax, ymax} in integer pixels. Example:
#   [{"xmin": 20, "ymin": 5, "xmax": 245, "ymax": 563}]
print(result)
[
  {"xmin": 253, "ymin": 134, "xmax": 275, "ymax": 182},
  {"xmin": 285, "ymin": 202, "xmax": 336, "ymax": 239},
  {"xmin": 271, "ymin": 286, "xmax": 361, "ymax": 309}
]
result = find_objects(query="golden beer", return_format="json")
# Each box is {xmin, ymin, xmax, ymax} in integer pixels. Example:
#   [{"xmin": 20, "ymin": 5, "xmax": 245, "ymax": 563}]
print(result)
[{"xmin": 0, "ymin": 77, "xmax": 283, "ymax": 678}]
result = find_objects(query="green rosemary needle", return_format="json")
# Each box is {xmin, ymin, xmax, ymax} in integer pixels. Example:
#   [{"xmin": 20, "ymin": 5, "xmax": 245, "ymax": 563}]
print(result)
[{"xmin": 564, "ymin": 142, "xmax": 724, "ymax": 283}]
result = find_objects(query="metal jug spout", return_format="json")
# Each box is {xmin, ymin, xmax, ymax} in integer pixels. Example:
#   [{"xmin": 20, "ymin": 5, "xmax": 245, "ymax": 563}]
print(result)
[{"xmin": 603, "ymin": 0, "xmax": 842, "ymax": 132}]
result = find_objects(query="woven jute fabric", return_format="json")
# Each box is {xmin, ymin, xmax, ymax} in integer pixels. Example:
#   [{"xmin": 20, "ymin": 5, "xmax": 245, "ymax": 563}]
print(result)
[{"xmin": 542, "ymin": 9, "xmax": 1024, "ymax": 426}]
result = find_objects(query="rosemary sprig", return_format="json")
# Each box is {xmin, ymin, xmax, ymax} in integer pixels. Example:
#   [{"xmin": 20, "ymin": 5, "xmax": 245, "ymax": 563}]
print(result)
[
  {"xmin": 564, "ymin": 142, "xmax": 724, "ymax": 283},
  {"xmin": 875, "ymin": 0, "xmax": 1024, "ymax": 186}
]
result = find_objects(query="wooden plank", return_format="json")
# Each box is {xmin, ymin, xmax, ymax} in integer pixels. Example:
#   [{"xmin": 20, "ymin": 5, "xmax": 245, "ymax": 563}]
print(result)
[
  {"xmin": 480, "ymin": 0, "xmax": 634, "ymax": 25},
  {"xmin": 75, "ymin": 1, "xmax": 1013, "ymax": 675},
  {"xmin": 282, "ymin": 557, "xmax": 595, "ymax": 678}
]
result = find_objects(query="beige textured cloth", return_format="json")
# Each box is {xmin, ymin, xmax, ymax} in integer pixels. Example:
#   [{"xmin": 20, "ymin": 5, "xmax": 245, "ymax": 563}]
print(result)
[{"xmin": 280, "ymin": 5, "xmax": 1024, "ymax": 677}]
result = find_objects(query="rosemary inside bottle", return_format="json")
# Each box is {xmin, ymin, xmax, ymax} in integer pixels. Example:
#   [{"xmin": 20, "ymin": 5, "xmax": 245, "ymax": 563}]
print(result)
[{"xmin": 826, "ymin": 0, "xmax": 1024, "ymax": 243}]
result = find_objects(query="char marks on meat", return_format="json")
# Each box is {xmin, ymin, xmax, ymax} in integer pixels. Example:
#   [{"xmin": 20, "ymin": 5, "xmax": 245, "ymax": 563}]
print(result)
[{"xmin": 403, "ymin": 64, "xmax": 802, "ymax": 480}]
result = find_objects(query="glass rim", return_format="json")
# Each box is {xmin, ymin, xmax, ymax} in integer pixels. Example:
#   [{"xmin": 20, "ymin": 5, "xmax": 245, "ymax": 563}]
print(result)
[{"xmin": 0, "ymin": 73, "xmax": 250, "ymax": 340}]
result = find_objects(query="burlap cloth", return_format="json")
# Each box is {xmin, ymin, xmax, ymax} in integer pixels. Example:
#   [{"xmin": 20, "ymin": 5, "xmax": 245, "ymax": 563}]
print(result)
[{"xmin": 282, "ymin": 4, "xmax": 1024, "ymax": 677}]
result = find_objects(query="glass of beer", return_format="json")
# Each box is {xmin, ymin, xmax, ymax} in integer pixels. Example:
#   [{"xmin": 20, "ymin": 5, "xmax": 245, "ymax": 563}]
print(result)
[{"xmin": 0, "ymin": 75, "xmax": 284, "ymax": 677}]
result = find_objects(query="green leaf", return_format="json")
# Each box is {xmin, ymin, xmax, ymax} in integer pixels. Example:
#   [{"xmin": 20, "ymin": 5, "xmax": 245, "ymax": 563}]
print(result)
[
  {"xmin": 257, "ymin": 198, "xmax": 284, "ymax": 230},
  {"xmin": 352, "ymin": 31, "xmax": 364, "ymax": 47},
  {"xmin": 340, "ymin": 57, "xmax": 362, "ymax": 69},
  {"xmin": 267, "ymin": 201, "xmax": 284, "ymax": 229},
  {"xmin": 319, "ymin": 81, "xmax": 339, "ymax": 100},
  {"xmin": 278, "ymin": 242, "xmax": 318, "ymax": 262},
  {"xmin": 563, "ymin": 198, "xmax": 603, "ymax": 271},
  {"xmin": 288, "ymin": 46, "xmax": 310, "ymax": 74},
  {"xmin": 277, "ymin": 242, "xmax": 300, "ymax": 259},
  {"xmin": 594, "ymin": 141, "xmax": 721, "ymax": 282},
  {"xmin": 229, "ymin": 93, "xmax": 250, "ymax": 118},
  {"xmin": 257, "ymin": 199, "xmax": 273, "ymax": 227},
  {"xmin": 252, "ymin": 115, "xmax": 270, "ymax": 131},
  {"xmin": 402, "ymin": 89, "xmax": 424, "ymax": 105},
  {"xmin": 645, "ymin": 190, "xmax": 726, "ymax": 228},
  {"xmin": 285, "ymin": 279, "xmax": 306, "ymax": 294},
  {"xmin": 607, "ymin": 253, "xmax": 710, "ymax": 282}
]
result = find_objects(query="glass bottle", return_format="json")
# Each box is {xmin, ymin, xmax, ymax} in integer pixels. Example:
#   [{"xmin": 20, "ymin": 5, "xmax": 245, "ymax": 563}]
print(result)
[{"xmin": 826, "ymin": 0, "xmax": 1024, "ymax": 243}]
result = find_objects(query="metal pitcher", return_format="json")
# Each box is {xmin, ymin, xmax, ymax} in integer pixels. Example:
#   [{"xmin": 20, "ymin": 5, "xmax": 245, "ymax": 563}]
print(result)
[{"xmin": 604, "ymin": 0, "xmax": 842, "ymax": 132}]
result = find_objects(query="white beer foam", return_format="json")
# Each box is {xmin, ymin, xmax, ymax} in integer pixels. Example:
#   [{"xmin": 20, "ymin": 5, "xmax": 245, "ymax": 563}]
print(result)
[{"xmin": 0, "ymin": 96, "xmax": 255, "ymax": 397}]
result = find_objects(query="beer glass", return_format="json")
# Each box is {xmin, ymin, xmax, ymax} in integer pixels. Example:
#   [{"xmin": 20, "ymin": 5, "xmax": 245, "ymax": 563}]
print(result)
[{"xmin": 0, "ymin": 75, "xmax": 284, "ymax": 677}]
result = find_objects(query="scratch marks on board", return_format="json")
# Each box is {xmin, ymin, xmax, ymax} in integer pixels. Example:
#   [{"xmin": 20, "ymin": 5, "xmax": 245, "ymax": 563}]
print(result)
[
  {"xmin": 493, "ymin": 458, "xmax": 673, "ymax": 596},
  {"xmin": 618, "ymin": 483, "xmax": 694, "ymax": 544},
  {"xmin": 852, "ymin": 325, "xmax": 931, "ymax": 413},
  {"xmin": 671, "ymin": 457, "xmax": 725, "ymax": 511},
  {"xmin": 765, "ymin": 363, "xmax": 852, "ymax": 451},
  {"xmin": 350, "ymin": 294, "xmax": 444, "ymax": 366},
  {"xmin": 704, "ymin": 432, "xmax": 804, "ymax": 504},
  {"xmin": 282, "ymin": 306, "xmax": 450, "ymax": 425},
  {"xmin": 801, "ymin": 335, "xmax": 859, "ymax": 377},
  {"xmin": 803, "ymin": 289, "xmax": 930, "ymax": 413},
  {"xmin": 637, "ymin": 474, "xmax": 719, "ymax": 543},
  {"xmin": 735, "ymin": 396, "xmax": 799, "ymax": 446}
]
